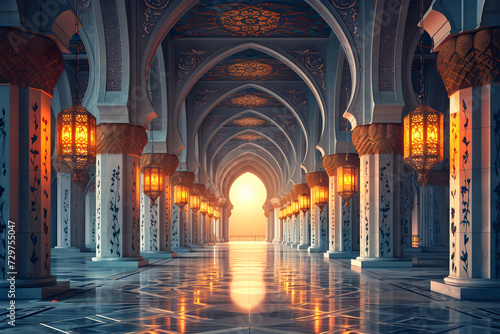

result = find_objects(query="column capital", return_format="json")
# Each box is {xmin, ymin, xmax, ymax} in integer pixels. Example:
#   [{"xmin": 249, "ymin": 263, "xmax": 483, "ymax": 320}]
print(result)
[
  {"xmin": 305, "ymin": 171, "xmax": 328, "ymax": 189},
  {"xmin": 293, "ymin": 183, "xmax": 310, "ymax": 196},
  {"xmin": 437, "ymin": 27, "xmax": 500, "ymax": 96},
  {"xmin": 322, "ymin": 153, "xmax": 360, "ymax": 177},
  {"xmin": 171, "ymin": 171, "xmax": 195, "ymax": 188},
  {"xmin": 0, "ymin": 29, "xmax": 64, "ymax": 96},
  {"xmin": 192, "ymin": 183, "xmax": 207, "ymax": 197},
  {"xmin": 52, "ymin": 159, "xmax": 72, "ymax": 174},
  {"xmin": 352, "ymin": 123, "xmax": 403, "ymax": 156},
  {"xmin": 270, "ymin": 197, "xmax": 282, "ymax": 208},
  {"xmin": 97, "ymin": 123, "xmax": 148, "ymax": 157},
  {"xmin": 140, "ymin": 153, "xmax": 179, "ymax": 176}
]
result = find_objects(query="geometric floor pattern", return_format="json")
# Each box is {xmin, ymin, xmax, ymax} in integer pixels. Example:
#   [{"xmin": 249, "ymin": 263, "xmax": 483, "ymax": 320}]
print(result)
[{"xmin": 3, "ymin": 242, "xmax": 500, "ymax": 333}]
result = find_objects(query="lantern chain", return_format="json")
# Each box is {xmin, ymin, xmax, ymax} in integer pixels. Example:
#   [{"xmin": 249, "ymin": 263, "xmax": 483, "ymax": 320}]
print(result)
[
  {"xmin": 74, "ymin": 2, "xmax": 81, "ymax": 104},
  {"xmin": 418, "ymin": 0, "xmax": 425, "ymax": 105}
]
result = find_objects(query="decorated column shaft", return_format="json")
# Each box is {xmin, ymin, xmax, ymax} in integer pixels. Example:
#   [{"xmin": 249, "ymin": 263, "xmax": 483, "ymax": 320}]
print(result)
[
  {"xmin": 93, "ymin": 124, "xmax": 148, "ymax": 263},
  {"xmin": 351, "ymin": 124, "xmax": 410, "ymax": 268},
  {"xmin": 430, "ymin": 28, "xmax": 500, "ymax": 299},
  {"xmin": 0, "ymin": 29, "xmax": 63, "ymax": 283},
  {"xmin": 85, "ymin": 186, "xmax": 96, "ymax": 251},
  {"xmin": 323, "ymin": 154, "xmax": 360, "ymax": 258},
  {"xmin": 306, "ymin": 171, "xmax": 329, "ymax": 253}
]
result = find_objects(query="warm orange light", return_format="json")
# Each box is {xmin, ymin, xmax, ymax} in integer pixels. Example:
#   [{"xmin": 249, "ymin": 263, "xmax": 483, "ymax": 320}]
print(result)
[
  {"xmin": 286, "ymin": 204, "xmax": 292, "ymax": 218},
  {"xmin": 292, "ymin": 200, "xmax": 300, "ymax": 216},
  {"xmin": 404, "ymin": 103, "xmax": 444, "ymax": 183},
  {"xmin": 143, "ymin": 166, "xmax": 163, "ymax": 205},
  {"xmin": 190, "ymin": 195, "xmax": 201, "ymax": 211},
  {"xmin": 299, "ymin": 194, "xmax": 310, "ymax": 213},
  {"xmin": 337, "ymin": 163, "xmax": 358, "ymax": 206},
  {"xmin": 174, "ymin": 185, "xmax": 189, "ymax": 209},
  {"xmin": 214, "ymin": 208, "xmax": 221, "ymax": 219},
  {"xmin": 200, "ymin": 200, "xmax": 208, "ymax": 215},
  {"xmin": 207, "ymin": 204, "xmax": 214, "ymax": 218},
  {"xmin": 313, "ymin": 186, "xmax": 328, "ymax": 211},
  {"xmin": 56, "ymin": 103, "xmax": 96, "ymax": 186}
]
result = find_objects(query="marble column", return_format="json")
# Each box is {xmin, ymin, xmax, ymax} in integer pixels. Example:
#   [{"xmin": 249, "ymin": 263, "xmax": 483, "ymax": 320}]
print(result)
[
  {"xmin": 306, "ymin": 171, "xmax": 329, "ymax": 253},
  {"xmin": 139, "ymin": 153, "xmax": 179, "ymax": 259},
  {"xmin": 323, "ymin": 154, "xmax": 360, "ymax": 259},
  {"xmin": 271, "ymin": 198, "xmax": 282, "ymax": 243},
  {"xmin": 431, "ymin": 27, "xmax": 500, "ymax": 299},
  {"xmin": 170, "ymin": 171, "xmax": 195, "ymax": 252},
  {"xmin": 53, "ymin": 161, "xmax": 87, "ymax": 252},
  {"xmin": 351, "ymin": 124, "xmax": 411, "ymax": 268},
  {"xmin": 85, "ymin": 187, "xmax": 96, "ymax": 251},
  {"xmin": 401, "ymin": 167, "xmax": 415, "ymax": 252},
  {"xmin": 92, "ymin": 123, "xmax": 149, "ymax": 267},
  {"xmin": 0, "ymin": 29, "xmax": 65, "ymax": 298}
]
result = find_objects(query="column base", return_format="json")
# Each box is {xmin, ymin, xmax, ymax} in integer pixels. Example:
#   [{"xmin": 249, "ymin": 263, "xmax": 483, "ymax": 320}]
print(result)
[
  {"xmin": 431, "ymin": 277, "xmax": 500, "ymax": 300},
  {"xmin": 0, "ymin": 276, "xmax": 70, "ymax": 300},
  {"xmin": 141, "ymin": 251, "xmax": 177, "ymax": 259},
  {"xmin": 53, "ymin": 246, "xmax": 85, "ymax": 253},
  {"xmin": 85, "ymin": 244, "xmax": 97, "ymax": 252},
  {"xmin": 291, "ymin": 243, "xmax": 300, "ymax": 248},
  {"xmin": 286, "ymin": 242, "xmax": 293, "ymax": 246},
  {"xmin": 90, "ymin": 256, "xmax": 149, "ymax": 268},
  {"xmin": 307, "ymin": 246, "xmax": 326, "ymax": 253},
  {"xmin": 297, "ymin": 244, "xmax": 309, "ymax": 250},
  {"xmin": 324, "ymin": 250, "xmax": 359, "ymax": 259},
  {"xmin": 351, "ymin": 257, "xmax": 413, "ymax": 268},
  {"xmin": 171, "ymin": 247, "xmax": 193, "ymax": 253}
]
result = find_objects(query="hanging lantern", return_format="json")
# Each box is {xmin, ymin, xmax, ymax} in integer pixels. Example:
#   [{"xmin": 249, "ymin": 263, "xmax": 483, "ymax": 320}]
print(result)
[
  {"xmin": 57, "ymin": 103, "xmax": 96, "ymax": 185},
  {"xmin": 292, "ymin": 200, "xmax": 300, "ymax": 216},
  {"xmin": 312, "ymin": 186, "xmax": 328, "ymax": 212},
  {"xmin": 142, "ymin": 165, "xmax": 163, "ymax": 205},
  {"xmin": 207, "ymin": 204, "xmax": 214, "ymax": 218},
  {"xmin": 200, "ymin": 200, "xmax": 208, "ymax": 215},
  {"xmin": 190, "ymin": 194, "xmax": 200, "ymax": 211},
  {"xmin": 278, "ymin": 209, "xmax": 282, "ymax": 220},
  {"xmin": 299, "ymin": 194, "xmax": 310, "ymax": 213},
  {"xmin": 337, "ymin": 163, "xmax": 359, "ymax": 206},
  {"xmin": 174, "ymin": 185, "xmax": 189, "ymax": 209},
  {"xmin": 404, "ymin": 104, "xmax": 444, "ymax": 183},
  {"xmin": 214, "ymin": 208, "xmax": 221, "ymax": 219}
]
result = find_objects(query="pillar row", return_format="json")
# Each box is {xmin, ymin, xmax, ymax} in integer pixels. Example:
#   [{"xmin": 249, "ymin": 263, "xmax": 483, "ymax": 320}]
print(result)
[
  {"xmin": 306, "ymin": 171, "xmax": 329, "ymax": 253},
  {"xmin": 170, "ymin": 171, "xmax": 195, "ymax": 252}
]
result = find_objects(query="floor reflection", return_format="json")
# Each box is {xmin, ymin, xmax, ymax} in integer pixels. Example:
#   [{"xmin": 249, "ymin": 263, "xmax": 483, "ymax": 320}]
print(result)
[{"xmin": 5, "ymin": 243, "xmax": 500, "ymax": 333}]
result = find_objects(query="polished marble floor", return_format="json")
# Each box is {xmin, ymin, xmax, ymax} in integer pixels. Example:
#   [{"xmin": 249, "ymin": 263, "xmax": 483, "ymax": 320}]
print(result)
[{"xmin": 2, "ymin": 243, "xmax": 500, "ymax": 333}]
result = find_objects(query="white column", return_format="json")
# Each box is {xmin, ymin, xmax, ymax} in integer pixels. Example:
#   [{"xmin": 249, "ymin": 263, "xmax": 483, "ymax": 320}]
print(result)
[
  {"xmin": 298, "ymin": 210, "xmax": 310, "ymax": 249},
  {"xmin": 85, "ymin": 189, "xmax": 96, "ymax": 251}
]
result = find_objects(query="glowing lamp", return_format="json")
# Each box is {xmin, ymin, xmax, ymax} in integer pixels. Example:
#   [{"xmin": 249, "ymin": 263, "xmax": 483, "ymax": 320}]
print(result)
[
  {"xmin": 292, "ymin": 200, "xmax": 300, "ymax": 216},
  {"xmin": 278, "ymin": 209, "xmax": 282, "ymax": 220},
  {"xmin": 337, "ymin": 163, "xmax": 359, "ymax": 206},
  {"xmin": 404, "ymin": 104, "xmax": 444, "ymax": 183},
  {"xmin": 190, "ymin": 194, "xmax": 200, "ymax": 211},
  {"xmin": 312, "ymin": 186, "xmax": 328, "ymax": 212},
  {"xmin": 174, "ymin": 185, "xmax": 189, "ymax": 209},
  {"xmin": 286, "ymin": 204, "xmax": 292, "ymax": 218},
  {"xmin": 200, "ymin": 200, "xmax": 208, "ymax": 215},
  {"xmin": 214, "ymin": 208, "xmax": 221, "ymax": 219},
  {"xmin": 56, "ymin": 103, "xmax": 96, "ymax": 186},
  {"xmin": 142, "ymin": 166, "xmax": 163, "ymax": 205},
  {"xmin": 207, "ymin": 204, "xmax": 214, "ymax": 218},
  {"xmin": 298, "ymin": 194, "xmax": 310, "ymax": 213}
]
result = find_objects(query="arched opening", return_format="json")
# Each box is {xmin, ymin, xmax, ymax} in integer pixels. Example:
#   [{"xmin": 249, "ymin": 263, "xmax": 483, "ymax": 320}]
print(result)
[{"xmin": 228, "ymin": 172, "xmax": 267, "ymax": 240}]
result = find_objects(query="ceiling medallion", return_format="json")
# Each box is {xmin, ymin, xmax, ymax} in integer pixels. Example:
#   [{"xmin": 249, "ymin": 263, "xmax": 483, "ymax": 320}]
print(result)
[
  {"xmin": 231, "ymin": 94, "xmax": 268, "ymax": 107},
  {"xmin": 235, "ymin": 134, "xmax": 261, "ymax": 141},
  {"xmin": 226, "ymin": 60, "xmax": 273, "ymax": 78},
  {"xmin": 232, "ymin": 117, "xmax": 266, "ymax": 127},
  {"xmin": 216, "ymin": 5, "xmax": 285, "ymax": 36}
]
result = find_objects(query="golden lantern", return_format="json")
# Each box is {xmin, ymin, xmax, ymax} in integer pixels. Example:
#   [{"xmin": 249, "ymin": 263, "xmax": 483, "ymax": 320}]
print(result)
[
  {"xmin": 312, "ymin": 186, "xmax": 328, "ymax": 212},
  {"xmin": 142, "ymin": 165, "xmax": 163, "ymax": 205},
  {"xmin": 207, "ymin": 204, "xmax": 214, "ymax": 218},
  {"xmin": 190, "ymin": 194, "xmax": 200, "ymax": 211},
  {"xmin": 56, "ymin": 103, "xmax": 96, "ymax": 186},
  {"xmin": 278, "ymin": 209, "xmax": 282, "ymax": 220},
  {"xmin": 404, "ymin": 104, "xmax": 444, "ymax": 183},
  {"xmin": 292, "ymin": 200, "xmax": 300, "ymax": 216},
  {"xmin": 174, "ymin": 185, "xmax": 189, "ymax": 209},
  {"xmin": 286, "ymin": 204, "xmax": 292, "ymax": 218},
  {"xmin": 214, "ymin": 208, "xmax": 221, "ymax": 219},
  {"xmin": 299, "ymin": 194, "xmax": 310, "ymax": 213},
  {"xmin": 200, "ymin": 200, "xmax": 208, "ymax": 215},
  {"xmin": 337, "ymin": 163, "xmax": 359, "ymax": 206}
]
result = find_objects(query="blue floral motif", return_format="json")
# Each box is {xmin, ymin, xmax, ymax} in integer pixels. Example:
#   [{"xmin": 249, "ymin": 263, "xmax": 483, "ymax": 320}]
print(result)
[
  {"xmin": 109, "ymin": 165, "xmax": 121, "ymax": 256},
  {"xmin": 0, "ymin": 108, "xmax": 7, "ymax": 277},
  {"xmin": 29, "ymin": 103, "xmax": 40, "ymax": 272},
  {"xmin": 379, "ymin": 161, "xmax": 392, "ymax": 257},
  {"xmin": 494, "ymin": 109, "xmax": 500, "ymax": 278},
  {"xmin": 460, "ymin": 100, "xmax": 470, "ymax": 277}
]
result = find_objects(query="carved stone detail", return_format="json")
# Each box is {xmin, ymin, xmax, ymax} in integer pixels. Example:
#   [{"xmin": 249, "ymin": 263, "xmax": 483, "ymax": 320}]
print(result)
[
  {"xmin": 305, "ymin": 171, "xmax": 329, "ymax": 189},
  {"xmin": 286, "ymin": 48, "xmax": 325, "ymax": 90},
  {"xmin": 192, "ymin": 183, "xmax": 207, "ymax": 197},
  {"xmin": 323, "ymin": 153, "xmax": 360, "ymax": 177},
  {"xmin": 171, "ymin": 171, "xmax": 195, "ymax": 188},
  {"xmin": 293, "ymin": 183, "xmax": 310, "ymax": 196},
  {"xmin": 270, "ymin": 197, "xmax": 282, "ymax": 208},
  {"xmin": 96, "ymin": 123, "xmax": 148, "ymax": 157},
  {"xmin": 140, "ymin": 153, "xmax": 179, "ymax": 176},
  {"xmin": 0, "ymin": 29, "xmax": 64, "ymax": 96},
  {"xmin": 352, "ymin": 123, "xmax": 403, "ymax": 156},
  {"xmin": 437, "ymin": 28, "xmax": 500, "ymax": 96}
]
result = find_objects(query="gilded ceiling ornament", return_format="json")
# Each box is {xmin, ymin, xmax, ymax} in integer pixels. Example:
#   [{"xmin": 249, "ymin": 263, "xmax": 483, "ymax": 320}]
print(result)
[
  {"xmin": 144, "ymin": 0, "xmax": 169, "ymax": 10},
  {"xmin": 331, "ymin": 0, "xmax": 357, "ymax": 10},
  {"xmin": 177, "ymin": 49, "xmax": 211, "ymax": 87},
  {"xmin": 231, "ymin": 94, "xmax": 268, "ymax": 107},
  {"xmin": 203, "ymin": 114, "xmax": 224, "ymax": 128},
  {"xmin": 289, "ymin": 49, "xmax": 325, "ymax": 90},
  {"xmin": 282, "ymin": 89, "xmax": 307, "ymax": 107},
  {"xmin": 216, "ymin": 5, "xmax": 285, "ymax": 36},
  {"xmin": 232, "ymin": 117, "xmax": 266, "ymax": 127},
  {"xmin": 235, "ymin": 134, "xmax": 262, "ymax": 141},
  {"xmin": 226, "ymin": 60, "xmax": 273, "ymax": 79},
  {"xmin": 142, "ymin": 1, "xmax": 170, "ymax": 39}
]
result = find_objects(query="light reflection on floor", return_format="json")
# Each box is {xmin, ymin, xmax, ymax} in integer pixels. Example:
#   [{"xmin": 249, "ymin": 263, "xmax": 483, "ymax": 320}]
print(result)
[{"xmin": 3, "ymin": 243, "xmax": 500, "ymax": 333}]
